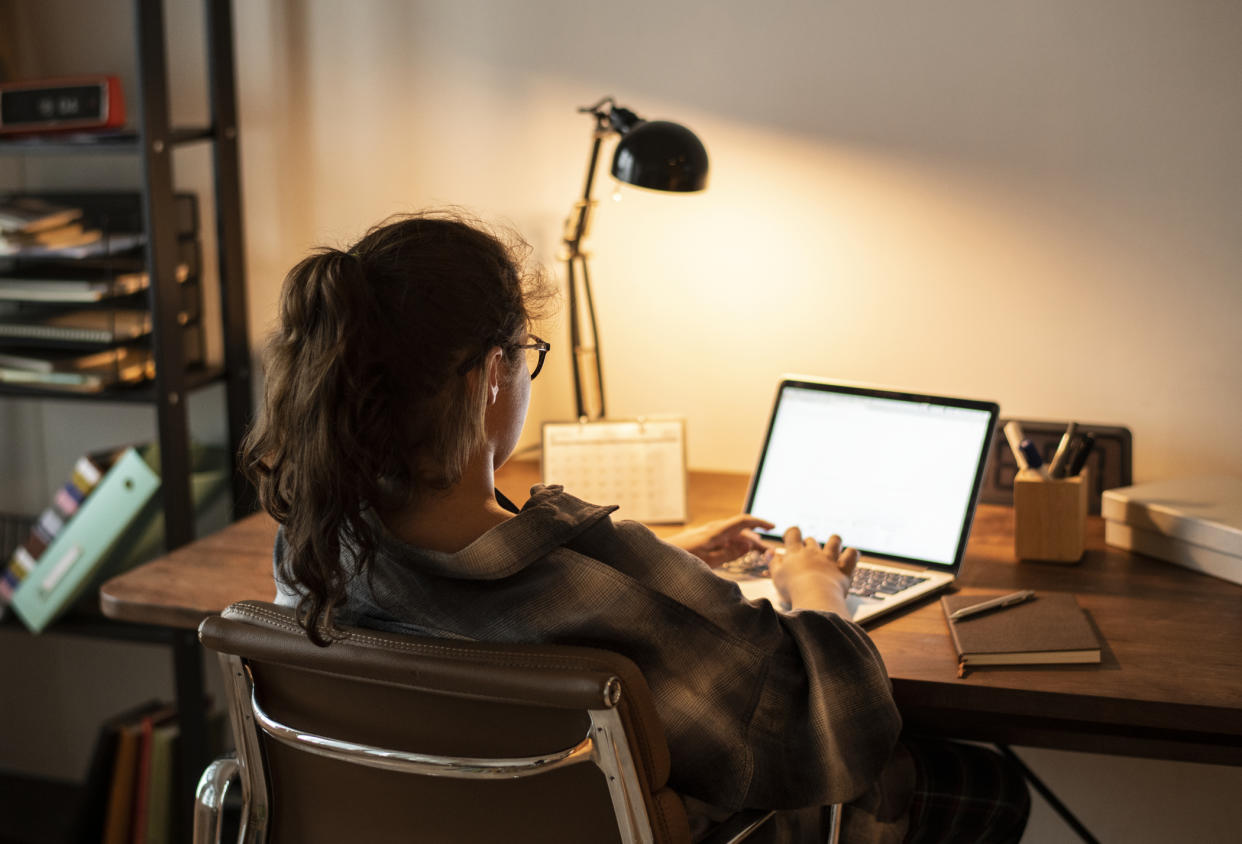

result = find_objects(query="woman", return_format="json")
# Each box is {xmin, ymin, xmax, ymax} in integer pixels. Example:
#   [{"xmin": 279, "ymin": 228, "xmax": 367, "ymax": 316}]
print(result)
[{"xmin": 242, "ymin": 212, "xmax": 1027, "ymax": 843}]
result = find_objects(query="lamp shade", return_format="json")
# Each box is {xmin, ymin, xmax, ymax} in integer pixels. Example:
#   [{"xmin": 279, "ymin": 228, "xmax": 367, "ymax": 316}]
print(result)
[{"xmin": 610, "ymin": 120, "xmax": 709, "ymax": 192}]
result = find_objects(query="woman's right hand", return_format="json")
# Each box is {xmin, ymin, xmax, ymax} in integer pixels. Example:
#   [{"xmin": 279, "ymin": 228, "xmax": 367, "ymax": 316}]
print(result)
[{"xmin": 769, "ymin": 526, "xmax": 858, "ymax": 616}]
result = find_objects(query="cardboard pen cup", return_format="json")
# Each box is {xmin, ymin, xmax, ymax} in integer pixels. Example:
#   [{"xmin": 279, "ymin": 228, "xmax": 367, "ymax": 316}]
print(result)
[{"xmin": 1013, "ymin": 468, "xmax": 1089, "ymax": 563}]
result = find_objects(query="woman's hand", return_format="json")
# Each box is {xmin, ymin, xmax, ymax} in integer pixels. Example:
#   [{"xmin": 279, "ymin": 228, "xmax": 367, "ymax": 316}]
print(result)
[
  {"xmin": 769, "ymin": 526, "xmax": 858, "ymax": 616},
  {"xmin": 666, "ymin": 514, "xmax": 775, "ymax": 566}
]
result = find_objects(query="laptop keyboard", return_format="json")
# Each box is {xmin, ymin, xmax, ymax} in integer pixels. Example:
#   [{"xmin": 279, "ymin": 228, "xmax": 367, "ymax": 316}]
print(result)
[
  {"xmin": 849, "ymin": 566, "xmax": 930, "ymax": 599},
  {"xmin": 721, "ymin": 553, "xmax": 932, "ymax": 600}
]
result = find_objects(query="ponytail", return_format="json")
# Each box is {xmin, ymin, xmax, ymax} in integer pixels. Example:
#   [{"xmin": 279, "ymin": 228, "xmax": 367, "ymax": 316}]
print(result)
[{"xmin": 244, "ymin": 248, "xmax": 389, "ymax": 644}]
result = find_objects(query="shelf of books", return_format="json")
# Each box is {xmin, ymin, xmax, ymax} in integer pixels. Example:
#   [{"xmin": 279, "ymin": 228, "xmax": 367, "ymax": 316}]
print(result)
[
  {"xmin": 0, "ymin": 705, "xmax": 232, "ymax": 844},
  {"xmin": 0, "ymin": 2, "xmax": 253, "ymax": 838},
  {"xmin": 0, "ymin": 191, "xmax": 208, "ymax": 397}
]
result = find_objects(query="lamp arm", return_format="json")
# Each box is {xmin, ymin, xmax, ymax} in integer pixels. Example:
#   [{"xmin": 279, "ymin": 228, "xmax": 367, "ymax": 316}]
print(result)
[
  {"xmin": 561, "ymin": 112, "xmax": 615, "ymax": 420},
  {"xmin": 563, "ymin": 132, "xmax": 605, "ymax": 257}
]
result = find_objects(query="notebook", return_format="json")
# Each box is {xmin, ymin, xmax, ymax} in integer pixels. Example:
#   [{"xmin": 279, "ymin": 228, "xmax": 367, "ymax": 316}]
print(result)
[
  {"xmin": 940, "ymin": 591, "xmax": 1100, "ymax": 672},
  {"xmin": 728, "ymin": 377, "xmax": 998, "ymax": 624}
]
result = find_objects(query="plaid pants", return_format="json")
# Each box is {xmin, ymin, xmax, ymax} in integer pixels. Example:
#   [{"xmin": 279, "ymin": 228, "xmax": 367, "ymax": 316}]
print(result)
[
  {"xmin": 747, "ymin": 737, "xmax": 1030, "ymax": 843},
  {"xmin": 901, "ymin": 738, "xmax": 1030, "ymax": 844}
]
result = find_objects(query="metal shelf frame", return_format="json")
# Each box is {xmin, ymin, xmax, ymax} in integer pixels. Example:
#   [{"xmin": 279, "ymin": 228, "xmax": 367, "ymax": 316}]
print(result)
[{"xmin": 0, "ymin": 1, "xmax": 253, "ymax": 839}]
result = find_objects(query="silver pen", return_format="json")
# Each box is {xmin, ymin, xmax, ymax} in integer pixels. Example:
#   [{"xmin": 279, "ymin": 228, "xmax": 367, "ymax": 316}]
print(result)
[
  {"xmin": 1047, "ymin": 422, "xmax": 1079, "ymax": 479},
  {"xmin": 948, "ymin": 589, "xmax": 1036, "ymax": 620}
]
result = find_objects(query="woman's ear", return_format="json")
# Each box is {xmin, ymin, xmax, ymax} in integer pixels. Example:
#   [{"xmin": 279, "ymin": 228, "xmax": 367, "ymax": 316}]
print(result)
[{"xmin": 485, "ymin": 346, "xmax": 504, "ymax": 404}]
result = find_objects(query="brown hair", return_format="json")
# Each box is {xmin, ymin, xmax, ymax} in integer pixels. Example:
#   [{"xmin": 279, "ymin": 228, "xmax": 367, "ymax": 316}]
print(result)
[{"xmin": 241, "ymin": 212, "xmax": 553, "ymax": 644}]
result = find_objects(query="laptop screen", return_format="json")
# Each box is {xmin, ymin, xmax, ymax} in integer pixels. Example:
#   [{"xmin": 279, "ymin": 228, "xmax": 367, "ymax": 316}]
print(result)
[{"xmin": 745, "ymin": 380, "xmax": 998, "ymax": 569}]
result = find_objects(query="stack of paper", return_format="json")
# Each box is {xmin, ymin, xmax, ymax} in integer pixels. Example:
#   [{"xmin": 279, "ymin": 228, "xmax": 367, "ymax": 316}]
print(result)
[
  {"xmin": 1102, "ymin": 476, "xmax": 1242, "ymax": 586},
  {"xmin": 0, "ymin": 196, "xmax": 102, "ymax": 256}
]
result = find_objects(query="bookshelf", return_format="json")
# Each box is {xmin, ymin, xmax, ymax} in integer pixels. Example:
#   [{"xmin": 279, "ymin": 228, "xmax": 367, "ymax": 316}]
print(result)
[{"xmin": 0, "ymin": 0, "xmax": 251, "ymax": 839}]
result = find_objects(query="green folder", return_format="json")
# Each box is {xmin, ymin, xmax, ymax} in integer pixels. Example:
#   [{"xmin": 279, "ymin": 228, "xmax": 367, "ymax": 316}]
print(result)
[{"xmin": 11, "ymin": 447, "xmax": 160, "ymax": 633}]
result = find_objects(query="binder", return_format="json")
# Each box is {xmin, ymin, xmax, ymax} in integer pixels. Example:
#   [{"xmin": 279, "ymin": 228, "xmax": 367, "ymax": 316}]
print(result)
[{"xmin": 10, "ymin": 447, "xmax": 160, "ymax": 632}]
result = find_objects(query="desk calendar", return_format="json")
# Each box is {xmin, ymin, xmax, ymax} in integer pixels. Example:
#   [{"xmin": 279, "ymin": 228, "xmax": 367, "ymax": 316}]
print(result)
[{"xmin": 541, "ymin": 418, "xmax": 687, "ymax": 523}]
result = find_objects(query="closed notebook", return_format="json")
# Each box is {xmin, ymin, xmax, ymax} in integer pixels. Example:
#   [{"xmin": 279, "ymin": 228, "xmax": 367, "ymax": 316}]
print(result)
[{"xmin": 941, "ymin": 591, "xmax": 1101, "ymax": 670}]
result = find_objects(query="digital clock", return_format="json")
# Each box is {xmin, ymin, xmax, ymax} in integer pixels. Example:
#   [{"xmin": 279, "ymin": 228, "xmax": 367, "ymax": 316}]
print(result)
[{"xmin": 0, "ymin": 75, "xmax": 125, "ymax": 135}]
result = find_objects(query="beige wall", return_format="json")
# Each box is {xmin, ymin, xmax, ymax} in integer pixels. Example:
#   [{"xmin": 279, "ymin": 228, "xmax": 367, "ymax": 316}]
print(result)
[{"xmin": 235, "ymin": 0, "xmax": 1240, "ymax": 481}]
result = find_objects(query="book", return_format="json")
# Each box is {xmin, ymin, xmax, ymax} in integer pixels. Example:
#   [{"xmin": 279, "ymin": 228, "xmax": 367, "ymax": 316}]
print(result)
[
  {"xmin": 10, "ymin": 446, "xmax": 161, "ymax": 632},
  {"xmin": 3, "ymin": 233, "xmax": 201, "ymax": 274},
  {"xmin": 72, "ymin": 699, "xmax": 166, "ymax": 844},
  {"xmin": 0, "ymin": 344, "xmax": 150, "ymax": 374},
  {"xmin": 0, "ymin": 221, "xmax": 100, "ymax": 252},
  {"xmin": 0, "ymin": 263, "xmax": 193, "ymax": 303},
  {"xmin": 3, "ymin": 191, "xmax": 198, "ymax": 239},
  {"xmin": 0, "ymin": 231, "xmax": 145, "ymax": 259},
  {"xmin": 0, "ymin": 347, "xmax": 155, "ymax": 393},
  {"xmin": 0, "ymin": 196, "xmax": 82, "ymax": 233},
  {"xmin": 941, "ymin": 591, "xmax": 1101, "ymax": 674},
  {"xmin": 102, "ymin": 717, "xmax": 144, "ymax": 844},
  {"xmin": 130, "ymin": 706, "xmax": 177, "ymax": 844},
  {"xmin": 141, "ymin": 720, "xmax": 180, "ymax": 844},
  {"xmin": 0, "ymin": 271, "xmax": 147, "ymax": 303},
  {"xmin": 0, "ymin": 307, "xmax": 152, "ymax": 343},
  {"xmin": 1102, "ymin": 476, "xmax": 1242, "ymax": 560}
]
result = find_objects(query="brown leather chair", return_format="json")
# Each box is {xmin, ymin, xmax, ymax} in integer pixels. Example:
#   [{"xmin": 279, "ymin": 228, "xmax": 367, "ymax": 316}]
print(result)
[{"xmin": 193, "ymin": 600, "xmax": 787, "ymax": 844}]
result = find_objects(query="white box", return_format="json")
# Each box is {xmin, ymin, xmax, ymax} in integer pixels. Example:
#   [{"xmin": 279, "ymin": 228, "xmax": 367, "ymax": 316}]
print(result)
[{"xmin": 1102, "ymin": 475, "xmax": 1242, "ymax": 585}]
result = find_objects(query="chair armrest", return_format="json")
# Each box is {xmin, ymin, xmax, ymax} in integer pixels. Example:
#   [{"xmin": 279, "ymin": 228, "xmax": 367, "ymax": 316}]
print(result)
[{"xmin": 194, "ymin": 753, "xmax": 240, "ymax": 844}]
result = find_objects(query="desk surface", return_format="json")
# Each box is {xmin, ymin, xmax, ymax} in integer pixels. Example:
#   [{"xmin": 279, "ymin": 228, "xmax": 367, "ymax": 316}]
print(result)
[{"xmin": 100, "ymin": 461, "xmax": 1242, "ymax": 765}]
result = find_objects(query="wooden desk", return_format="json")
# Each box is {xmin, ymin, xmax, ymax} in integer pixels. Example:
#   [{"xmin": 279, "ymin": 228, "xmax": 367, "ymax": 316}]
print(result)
[{"xmin": 101, "ymin": 461, "xmax": 1242, "ymax": 766}]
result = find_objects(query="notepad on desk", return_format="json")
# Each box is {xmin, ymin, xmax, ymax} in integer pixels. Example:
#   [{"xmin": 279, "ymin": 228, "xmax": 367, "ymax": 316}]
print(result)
[{"xmin": 941, "ymin": 591, "xmax": 1101, "ymax": 674}]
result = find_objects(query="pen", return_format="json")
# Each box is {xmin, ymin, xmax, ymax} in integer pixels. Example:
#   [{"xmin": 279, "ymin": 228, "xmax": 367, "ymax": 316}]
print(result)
[
  {"xmin": 1003, "ymin": 421, "xmax": 1029, "ymax": 471},
  {"xmin": 1066, "ymin": 432, "xmax": 1096, "ymax": 476},
  {"xmin": 948, "ymin": 589, "xmax": 1036, "ymax": 620},
  {"xmin": 1047, "ymin": 421, "xmax": 1078, "ymax": 479},
  {"xmin": 1018, "ymin": 439, "xmax": 1046, "ymax": 477}
]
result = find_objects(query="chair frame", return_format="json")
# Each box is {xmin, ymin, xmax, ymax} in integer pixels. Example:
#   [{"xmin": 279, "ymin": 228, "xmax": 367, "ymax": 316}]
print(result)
[{"xmin": 196, "ymin": 651, "xmax": 667, "ymax": 844}]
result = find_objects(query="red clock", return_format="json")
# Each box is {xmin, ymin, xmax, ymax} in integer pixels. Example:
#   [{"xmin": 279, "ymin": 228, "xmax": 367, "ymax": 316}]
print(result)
[{"xmin": 0, "ymin": 75, "xmax": 126, "ymax": 135}]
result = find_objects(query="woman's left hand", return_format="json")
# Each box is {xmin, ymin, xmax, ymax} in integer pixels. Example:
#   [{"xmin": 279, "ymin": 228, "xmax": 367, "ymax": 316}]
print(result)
[{"xmin": 667, "ymin": 514, "xmax": 775, "ymax": 567}]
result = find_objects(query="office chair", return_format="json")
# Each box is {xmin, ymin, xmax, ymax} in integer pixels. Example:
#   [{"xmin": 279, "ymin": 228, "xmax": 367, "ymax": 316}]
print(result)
[{"xmin": 194, "ymin": 600, "xmax": 819, "ymax": 844}]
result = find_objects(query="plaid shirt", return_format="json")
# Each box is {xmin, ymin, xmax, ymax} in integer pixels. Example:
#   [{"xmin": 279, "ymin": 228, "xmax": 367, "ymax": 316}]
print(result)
[{"xmin": 274, "ymin": 484, "xmax": 902, "ymax": 816}]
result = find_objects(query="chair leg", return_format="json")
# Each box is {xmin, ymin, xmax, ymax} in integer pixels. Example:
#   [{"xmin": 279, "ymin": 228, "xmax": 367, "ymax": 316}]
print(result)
[
  {"xmin": 194, "ymin": 754, "xmax": 240, "ymax": 844},
  {"xmin": 825, "ymin": 803, "xmax": 841, "ymax": 844}
]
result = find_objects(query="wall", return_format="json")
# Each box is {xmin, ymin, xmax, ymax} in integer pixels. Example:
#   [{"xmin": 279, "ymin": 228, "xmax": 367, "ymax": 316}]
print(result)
[
  {"xmin": 235, "ymin": 0, "xmax": 1240, "ymax": 482},
  {"xmin": 1, "ymin": 1, "xmax": 1240, "ymax": 840}
]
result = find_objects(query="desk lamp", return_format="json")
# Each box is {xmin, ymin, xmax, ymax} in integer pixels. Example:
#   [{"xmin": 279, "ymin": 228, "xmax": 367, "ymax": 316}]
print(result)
[{"xmin": 560, "ymin": 96, "xmax": 709, "ymax": 420}]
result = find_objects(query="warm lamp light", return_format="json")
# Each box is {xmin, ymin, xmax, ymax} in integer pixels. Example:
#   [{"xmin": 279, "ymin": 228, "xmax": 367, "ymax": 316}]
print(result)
[{"xmin": 560, "ymin": 96, "xmax": 708, "ymax": 419}]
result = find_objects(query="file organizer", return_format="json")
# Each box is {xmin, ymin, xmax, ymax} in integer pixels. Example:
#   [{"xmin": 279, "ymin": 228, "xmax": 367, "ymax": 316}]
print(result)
[{"xmin": 11, "ymin": 446, "xmax": 160, "ymax": 632}]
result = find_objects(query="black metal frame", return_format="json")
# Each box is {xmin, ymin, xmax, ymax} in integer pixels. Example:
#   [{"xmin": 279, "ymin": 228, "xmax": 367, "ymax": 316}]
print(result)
[
  {"xmin": 560, "ymin": 100, "xmax": 616, "ymax": 421},
  {"xmin": 0, "ymin": 1, "xmax": 253, "ymax": 838}
]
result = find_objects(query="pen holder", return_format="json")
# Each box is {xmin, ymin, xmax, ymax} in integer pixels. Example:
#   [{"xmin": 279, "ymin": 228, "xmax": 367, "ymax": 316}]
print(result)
[{"xmin": 1014, "ymin": 468, "xmax": 1088, "ymax": 563}]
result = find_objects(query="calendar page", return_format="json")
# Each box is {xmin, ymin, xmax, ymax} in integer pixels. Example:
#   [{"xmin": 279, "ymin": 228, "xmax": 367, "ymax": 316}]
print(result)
[{"xmin": 541, "ymin": 418, "xmax": 687, "ymax": 523}]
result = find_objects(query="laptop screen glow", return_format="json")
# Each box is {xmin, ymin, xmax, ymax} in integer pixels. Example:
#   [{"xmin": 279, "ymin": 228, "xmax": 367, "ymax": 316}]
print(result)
[{"xmin": 747, "ymin": 385, "xmax": 995, "ymax": 567}]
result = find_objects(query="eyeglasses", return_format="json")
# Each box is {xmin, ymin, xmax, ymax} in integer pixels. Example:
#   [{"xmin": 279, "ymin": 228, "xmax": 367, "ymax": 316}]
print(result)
[{"xmin": 516, "ymin": 335, "xmax": 550, "ymax": 380}]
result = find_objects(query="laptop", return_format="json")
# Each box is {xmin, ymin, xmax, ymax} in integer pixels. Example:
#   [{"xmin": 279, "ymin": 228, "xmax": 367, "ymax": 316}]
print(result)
[{"xmin": 729, "ymin": 377, "xmax": 999, "ymax": 624}]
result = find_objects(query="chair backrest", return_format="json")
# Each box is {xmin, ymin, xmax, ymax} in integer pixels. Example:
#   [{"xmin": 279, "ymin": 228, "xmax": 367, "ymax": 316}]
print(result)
[{"xmin": 198, "ymin": 600, "xmax": 691, "ymax": 844}]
